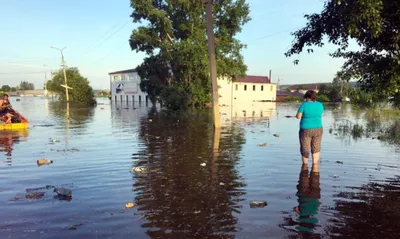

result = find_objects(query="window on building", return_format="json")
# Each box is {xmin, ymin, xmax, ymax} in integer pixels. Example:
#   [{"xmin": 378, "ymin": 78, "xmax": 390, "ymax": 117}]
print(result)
[
  {"xmin": 120, "ymin": 75, "xmax": 124, "ymax": 81},
  {"xmin": 261, "ymin": 85, "xmax": 264, "ymax": 91},
  {"xmin": 253, "ymin": 85, "xmax": 256, "ymax": 91},
  {"xmin": 244, "ymin": 85, "xmax": 247, "ymax": 91},
  {"xmin": 270, "ymin": 85, "xmax": 273, "ymax": 91},
  {"xmin": 235, "ymin": 84, "xmax": 238, "ymax": 91}
]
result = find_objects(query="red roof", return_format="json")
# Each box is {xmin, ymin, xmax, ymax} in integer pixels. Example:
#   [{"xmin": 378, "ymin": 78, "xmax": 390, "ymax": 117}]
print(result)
[
  {"xmin": 108, "ymin": 68, "xmax": 137, "ymax": 75},
  {"xmin": 235, "ymin": 75, "xmax": 270, "ymax": 84}
]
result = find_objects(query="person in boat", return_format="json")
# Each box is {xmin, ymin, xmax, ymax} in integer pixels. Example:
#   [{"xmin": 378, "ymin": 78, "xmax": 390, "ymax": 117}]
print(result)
[{"xmin": 0, "ymin": 94, "xmax": 14, "ymax": 125}]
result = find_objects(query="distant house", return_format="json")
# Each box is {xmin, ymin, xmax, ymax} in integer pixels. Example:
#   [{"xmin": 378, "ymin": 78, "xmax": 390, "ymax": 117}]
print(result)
[
  {"xmin": 108, "ymin": 68, "xmax": 148, "ymax": 104},
  {"xmin": 288, "ymin": 83, "xmax": 321, "ymax": 93},
  {"xmin": 218, "ymin": 75, "xmax": 277, "ymax": 106},
  {"xmin": 276, "ymin": 90, "xmax": 304, "ymax": 102}
]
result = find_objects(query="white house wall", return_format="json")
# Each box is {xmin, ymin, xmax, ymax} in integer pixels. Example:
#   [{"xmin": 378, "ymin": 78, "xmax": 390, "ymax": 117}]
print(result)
[
  {"xmin": 110, "ymin": 72, "xmax": 148, "ymax": 104},
  {"xmin": 217, "ymin": 77, "xmax": 277, "ymax": 125},
  {"xmin": 217, "ymin": 77, "xmax": 277, "ymax": 106}
]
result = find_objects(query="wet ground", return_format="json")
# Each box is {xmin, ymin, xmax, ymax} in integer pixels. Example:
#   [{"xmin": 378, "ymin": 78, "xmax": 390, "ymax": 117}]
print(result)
[{"xmin": 1, "ymin": 98, "xmax": 400, "ymax": 239}]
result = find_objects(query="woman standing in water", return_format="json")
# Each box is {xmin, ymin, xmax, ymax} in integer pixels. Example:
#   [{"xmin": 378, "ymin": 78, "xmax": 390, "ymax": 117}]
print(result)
[{"xmin": 296, "ymin": 90, "xmax": 324, "ymax": 165}]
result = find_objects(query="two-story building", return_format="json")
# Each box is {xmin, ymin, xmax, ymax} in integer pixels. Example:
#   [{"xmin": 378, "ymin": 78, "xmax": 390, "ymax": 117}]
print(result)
[
  {"xmin": 108, "ymin": 68, "xmax": 148, "ymax": 104},
  {"xmin": 217, "ymin": 75, "xmax": 277, "ymax": 123},
  {"xmin": 218, "ymin": 75, "xmax": 277, "ymax": 105}
]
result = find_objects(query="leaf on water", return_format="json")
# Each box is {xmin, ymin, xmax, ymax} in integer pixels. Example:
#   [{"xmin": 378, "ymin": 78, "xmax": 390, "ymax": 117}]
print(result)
[{"xmin": 68, "ymin": 223, "xmax": 83, "ymax": 230}]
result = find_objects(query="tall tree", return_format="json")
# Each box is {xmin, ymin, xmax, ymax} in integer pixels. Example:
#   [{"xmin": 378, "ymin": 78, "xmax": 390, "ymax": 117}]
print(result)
[
  {"xmin": 46, "ymin": 67, "xmax": 96, "ymax": 105},
  {"xmin": 285, "ymin": 0, "xmax": 400, "ymax": 105},
  {"xmin": 129, "ymin": 0, "xmax": 250, "ymax": 109},
  {"xmin": 1, "ymin": 85, "xmax": 11, "ymax": 92},
  {"xmin": 19, "ymin": 81, "xmax": 34, "ymax": 90}
]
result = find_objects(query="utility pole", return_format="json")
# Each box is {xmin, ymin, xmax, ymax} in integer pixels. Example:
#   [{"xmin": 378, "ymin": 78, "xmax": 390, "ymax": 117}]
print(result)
[
  {"xmin": 277, "ymin": 78, "xmax": 281, "ymax": 91},
  {"xmin": 205, "ymin": 0, "xmax": 220, "ymax": 129},
  {"xmin": 51, "ymin": 46, "xmax": 70, "ymax": 101}
]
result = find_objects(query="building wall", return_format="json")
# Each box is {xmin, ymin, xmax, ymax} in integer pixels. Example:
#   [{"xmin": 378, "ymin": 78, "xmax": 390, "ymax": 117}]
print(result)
[
  {"xmin": 217, "ymin": 77, "xmax": 277, "ymax": 107},
  {"xmin": 109, "ymin": 72, "xmax": 148, "ymax": 104}
]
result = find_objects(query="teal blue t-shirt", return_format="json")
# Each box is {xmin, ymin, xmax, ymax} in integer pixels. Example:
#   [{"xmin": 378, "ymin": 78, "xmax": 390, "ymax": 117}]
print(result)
[{"xmin": 297, "ymin": 101, "xmax": 324, "ymax": 129}]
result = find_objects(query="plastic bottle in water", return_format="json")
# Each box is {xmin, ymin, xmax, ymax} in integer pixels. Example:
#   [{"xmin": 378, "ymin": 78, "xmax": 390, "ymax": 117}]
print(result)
[{"xmin": 37, "ymin": 159, "xmax": 53, "ymax": 166}]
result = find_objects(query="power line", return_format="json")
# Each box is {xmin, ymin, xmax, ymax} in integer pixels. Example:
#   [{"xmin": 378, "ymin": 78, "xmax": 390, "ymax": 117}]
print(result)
[
  {"xmin": 81, "ymin": 20, "xmax": 130, "ymax": 56},
  {"xmin": 246, "ymin": 28, "xmax": 297, "ymax": 43},
  {"xmin": 0, "ymin": 71, "xmax": 45, "ymax": 75},
  {"xmin": 97, "ymin": 41, "xmax": 129, "ymax": 62},
  {"xmin": 85, "ymin": 18, "xmax": 128, "ymax": 48}
]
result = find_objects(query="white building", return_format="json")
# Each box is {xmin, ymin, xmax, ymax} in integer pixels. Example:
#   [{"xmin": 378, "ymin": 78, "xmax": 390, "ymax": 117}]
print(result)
[
  {"xmin": 109, "ymin": 68, "xmax": 148, "ymax": 104},
  {"xmin": 217, "ymin": 75, "xmax": 277, "ymax": 124},
  {"xmin": 218, "ymin": 75, "xmax": 277, "ymax": 105}
]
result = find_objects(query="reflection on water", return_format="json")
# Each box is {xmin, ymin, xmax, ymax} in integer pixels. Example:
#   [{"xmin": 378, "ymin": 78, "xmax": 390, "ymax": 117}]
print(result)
[
  {"xmin": 220, "ymin": 102, "xmax": 276, "ymax": 125},
  {"xmin": 325, "ymin": 175, "xmax": 400, "ymax": 238},
  {"xmin": 0, "ymin": 130, "xmax": 28, "ymax": 166},
  {"xmin": 132, "ymin": 111, "xmax": 247, "ymax": 238},
  {"xmin": 48, "ymin": 101, "xmax": 95, "ymax": 128},
  {"xmin": 2, "ymin": 99, "xmax": 400, "ymax": 238},
  {"xmin": 281, "ymin": 165, "xmax": 321, "ymax": 236},
  {"xmin": 329, "ymin": 104, "xmax": 400, "ymax": 150}
]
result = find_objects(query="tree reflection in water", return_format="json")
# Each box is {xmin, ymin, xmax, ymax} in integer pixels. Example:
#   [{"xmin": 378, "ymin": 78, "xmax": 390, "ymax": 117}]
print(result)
[
  {"xmin": 48, "ymin": 101, "xmax": 95, "ymax": 127},
  {"xmin": 132, "ymin": 111, "xmax": 247, "ymax": 238},
  {"xmin": 280, "ymin": 165, "xmax": 321, "ymax": 238},
  {"xmin": 0, "ymin": 130, "xmax": 28, "ymax": 166},
  {"xmin": 325, "ymin": 175, "xmax": 400, "ymax": 238}
]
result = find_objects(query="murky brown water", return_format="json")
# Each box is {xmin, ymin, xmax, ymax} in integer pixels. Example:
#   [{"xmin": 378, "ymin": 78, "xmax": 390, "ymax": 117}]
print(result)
[{"xmin": 1, "ymin": 98, "xmax": 400, "ymax": 238}]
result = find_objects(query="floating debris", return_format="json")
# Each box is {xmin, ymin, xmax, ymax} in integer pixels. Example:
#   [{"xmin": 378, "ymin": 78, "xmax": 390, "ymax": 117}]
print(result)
[
  {"xmin": 68, "ymin": 223, "xmax": 83, "ymax": 230},
  {"xmin": 249, "ymin": 200, "xmax": 268, "ymax": 208},
  {"xmin": 132, "ymin": 167, "xmax": 148, "ymax": 173},
  {"xmin": 25, "ymin": 192, "xmax": 45, "ymax": 200},
  {"xmin": 125, "ymin": 202, "xmax": 134, "ymax": 209},
  {"xmin": 149, "ymin": 119, "xmax": 153, "ymax": 122},
  {"xmin": 37, "ymin": 159, "xmax": 53, "ymax": 166},
  {"xmin": 56, "ymin": 148, "xmax": 80, "ymax": 152},
  {"xmin": 200, "ymin": 163, "xmax": 206, "ymax": 167},
  {"xmin": 336, "ymin": 161, "xmax": 344, "ymax": 164},
  {"xmin": 54, "ymin": 187, "xmax": 72, "ymax": 197},
  {"xmin": 49, "ymin": 138, "xmax": 60, "ymax": 143},
  {"xmin": 257, "ymin": 143, "xmax": 267, "ymax": 147},
  {"xmin": 273, "ymin": 134, "xmax": 280, "ymax": 138}
]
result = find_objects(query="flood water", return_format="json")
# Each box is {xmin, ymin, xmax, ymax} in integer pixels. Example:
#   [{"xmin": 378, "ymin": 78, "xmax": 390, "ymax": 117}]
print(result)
[{"xmin": 1, "ymin": 98, "xmax": 400, "ymax": 239}]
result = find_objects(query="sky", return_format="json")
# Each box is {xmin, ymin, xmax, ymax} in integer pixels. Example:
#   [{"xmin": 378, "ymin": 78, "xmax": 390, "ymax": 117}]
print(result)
[{"xmin": 0, "ymin": 0, "xmax": 347, "ymax": 90}]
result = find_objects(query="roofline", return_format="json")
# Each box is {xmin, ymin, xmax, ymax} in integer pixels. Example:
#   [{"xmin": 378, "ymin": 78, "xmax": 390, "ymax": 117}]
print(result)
[
  {"xmin": 234, "ymin": 81, "xmax": 276, "ymax": 84},
  {"xmin": 108, "ymin": 68, "xmax": 137, "ymax": 75}
]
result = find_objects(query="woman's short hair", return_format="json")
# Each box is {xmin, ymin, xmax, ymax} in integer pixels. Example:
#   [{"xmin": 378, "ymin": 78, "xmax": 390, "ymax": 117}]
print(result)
[{"xmin": 304, "ymin": 90, "xmax": 316, "ymax": 101}]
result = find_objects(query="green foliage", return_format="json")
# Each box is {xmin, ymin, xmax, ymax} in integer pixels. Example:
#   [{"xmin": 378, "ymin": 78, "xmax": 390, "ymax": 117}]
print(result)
[
  {"xmin": 19, "ymin": 81, "xmax": 34, "ymax": 90},
  {"xmin": 316, "ymin": 94, "xmax": 330, "ymax": 102},
  {"xmin": 286, "ymin": 0, "xmax": 400, "ymax": 107},
  {"xmin": 10, "ymin": 87, "xmax": 16, "ymax": 92},
  {"xmin": 129, "ymin": 0, "xmax": 250, "ymax": 111},
  {"xmin": 283, "ymin": 96, "xmax": 301, "ymax": 102},
  {"xmin": 349, "ymin": 87, "xmax": 376, "ymax": 107},
  {"xmin": 95, "ymin": 90, "xmax": 110, "ymax": 97},
  {"xmin": 1, "ymin": 85, "xmax": 11, "ymax": 92},
  {"xmin": 160, "ymin": 85, "xmax": 189, "ymax": 112},
  {"xmin": 46, "ymin": 67, "xmax": 96, "ymax": 106}
]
